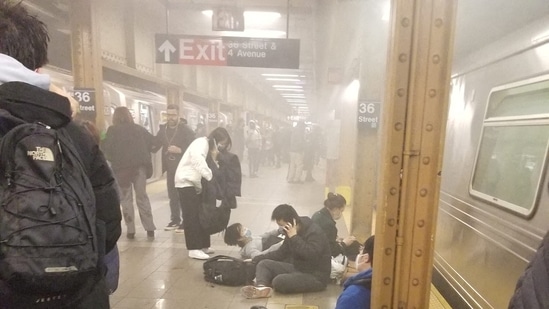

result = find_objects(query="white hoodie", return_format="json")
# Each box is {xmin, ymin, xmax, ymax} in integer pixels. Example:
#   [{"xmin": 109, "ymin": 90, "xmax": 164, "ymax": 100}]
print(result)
[
  {"xmin": 174, "ymin": 136, "xmax": 212, "ymax": 189},
  {"xmin": 0, "ymin": 53, "xmax": 50, "ymax": 89}
]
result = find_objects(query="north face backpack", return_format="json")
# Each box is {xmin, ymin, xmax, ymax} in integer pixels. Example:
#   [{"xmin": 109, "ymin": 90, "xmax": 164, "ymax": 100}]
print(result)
[
  {"xmin": 203, "ymin": 255, "xmax": 255, "ymax": 286},
  {"xmin": 0, "ymin": 120, "xmax": 98, "ymax": 300}
]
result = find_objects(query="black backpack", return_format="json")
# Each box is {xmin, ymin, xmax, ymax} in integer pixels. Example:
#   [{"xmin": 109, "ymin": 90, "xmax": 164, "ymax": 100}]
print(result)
[
  {"xmin": 203, "ymin": 255, "xmax": 255, "ymax": 286},
  {"xmin": 0, "ymin": 120, "xmax": 99, "ymax": 303}
]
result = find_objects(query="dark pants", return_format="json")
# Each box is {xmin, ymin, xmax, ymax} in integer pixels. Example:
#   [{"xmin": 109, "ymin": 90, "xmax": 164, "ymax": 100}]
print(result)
[
  {"xmin": 167, "ymin": 168, "xmax": 182, "ymax": 225},
  {"xmin": 178, "ymin": 187, "xmax": 210, "ymax": 250},
  {"xmin": 255, "ymin": 260, "xmax": 327, "ymax": 294}
]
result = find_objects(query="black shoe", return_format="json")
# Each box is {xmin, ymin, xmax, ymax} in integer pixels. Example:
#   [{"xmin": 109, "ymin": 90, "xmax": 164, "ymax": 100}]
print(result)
[
  {"xmin": 164, "ymin": 222, "xmax": 179, "ymax": 231},
  {"xmin": 147, "ymin": 231, "xmax": 155, "ymax": 238},
  {"xmin": 127, "ymin": 233, "xmax": 135, "ymax": 239}
]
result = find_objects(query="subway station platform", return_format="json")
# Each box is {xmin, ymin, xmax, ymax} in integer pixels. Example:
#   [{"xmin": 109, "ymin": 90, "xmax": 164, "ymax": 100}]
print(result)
[{"xmin": 109, "ymin": 159, "xmax": 450, "ymax": 309}]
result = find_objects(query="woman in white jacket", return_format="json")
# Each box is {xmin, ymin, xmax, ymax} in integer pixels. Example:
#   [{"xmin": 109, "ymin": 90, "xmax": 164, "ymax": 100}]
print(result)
[{"xmin": 175, "ymin": 127, "xmax": 232, "ymax": 259}]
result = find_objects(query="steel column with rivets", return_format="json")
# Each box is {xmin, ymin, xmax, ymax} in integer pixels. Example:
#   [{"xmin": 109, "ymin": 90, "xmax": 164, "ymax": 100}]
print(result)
[{"xmin": 371, "ymin": 0, "xmax": 457, "ymax": 308}]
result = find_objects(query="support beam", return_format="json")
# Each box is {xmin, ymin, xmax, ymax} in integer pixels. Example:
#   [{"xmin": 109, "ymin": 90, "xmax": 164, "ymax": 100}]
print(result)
[{"xmin": 372, "ymin": 0, "xmax": 456, "ymax": 307}]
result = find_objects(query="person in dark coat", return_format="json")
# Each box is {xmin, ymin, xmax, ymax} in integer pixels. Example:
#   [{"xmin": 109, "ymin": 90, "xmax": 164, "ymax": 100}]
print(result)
[
  {"xmin": 153, "ymin": 104, "xmax": 195, "ymax": 231},
  {"xmin": 508, "ymin": 230, "xmax": 549, "ymax": 309},
  {"xmin": 241, "ymin": 204, "xmax": 331, "ymax": 298},
  {"xmin": 312, "ymin": 192, "xmax": 361, "ymax": 260},
  {"xmin": 0, "ymin": 2, "xmax": 121, "ymax": 308},
  {"xmin": 103, "ymin": 106, "xmax": 156, "ymax": 239}
]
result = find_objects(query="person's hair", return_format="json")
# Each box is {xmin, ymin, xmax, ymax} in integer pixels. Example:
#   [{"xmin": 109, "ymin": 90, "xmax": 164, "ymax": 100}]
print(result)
[
  {"xmin": 324, "ymin": 192, "xmax": 347, "ymax": 210},
  {"xmin": 224, "ymin": 223, "xmax": 242, "ymax": 246},
  {"xmin": 249, "ymin": 121, "xmax": 256, "ymax": 129},
  {"xmin": 363, "ymin": 235, "xmax": 375, "ymax": 266},
  {"xmin": 112, "ymin": 107, "xmax": 134, "ymax": 125},
  {"xmin": 208, "ymin": 126, "xmax": 232, "ymax": 151},
  {"xmin": 271, "ymin": 204, "xmax": 300, "ymax": 224},
  {"xmin": 0, "ymin": 0, "xmax": 49, "ymax": 70},
  {"xmin": 166, "ymin": 104, "xmax": 179, "ymax": 112},
  {"xmin": 79, "ymin": 120, "xmax": 101, "ymax": 144}
]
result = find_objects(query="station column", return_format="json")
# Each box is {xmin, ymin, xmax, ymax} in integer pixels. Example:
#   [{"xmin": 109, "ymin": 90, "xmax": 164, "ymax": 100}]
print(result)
[{"xmin": 69, "ymin": 0, "xmax": 106, "ymax": 131}]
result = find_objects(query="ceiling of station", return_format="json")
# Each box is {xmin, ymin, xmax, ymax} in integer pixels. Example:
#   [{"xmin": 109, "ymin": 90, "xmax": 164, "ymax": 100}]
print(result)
[{"xmin": 21, "ymin": 0, "xmax": 549, "ymax": 121}]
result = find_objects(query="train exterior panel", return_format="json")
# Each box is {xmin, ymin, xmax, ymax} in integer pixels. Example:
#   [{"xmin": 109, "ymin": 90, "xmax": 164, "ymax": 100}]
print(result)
[{"xmin": 434, "ymin": 16, "xmax": 549, "ymax": 309}]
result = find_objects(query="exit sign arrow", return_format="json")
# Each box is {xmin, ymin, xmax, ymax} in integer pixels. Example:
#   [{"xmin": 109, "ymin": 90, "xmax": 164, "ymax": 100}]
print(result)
[{"xmin": 158, "ymin": 40, "xmax": 176, "ymax": 62}]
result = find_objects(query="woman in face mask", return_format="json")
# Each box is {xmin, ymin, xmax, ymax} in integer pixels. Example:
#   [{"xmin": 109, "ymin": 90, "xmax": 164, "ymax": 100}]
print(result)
[
  {"xmin": 335, "ymin": 235, "xmax": 375, "ymax": 309},
  {"xmin": 223, "ymin": 223, "xmax": 284, "ymax": 260}
]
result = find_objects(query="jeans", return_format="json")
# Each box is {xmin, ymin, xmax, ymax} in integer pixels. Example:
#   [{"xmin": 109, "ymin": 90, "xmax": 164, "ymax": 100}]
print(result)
[{"xmin": 119, "ymin": 166, "xmax": 156, "ymax": 233}]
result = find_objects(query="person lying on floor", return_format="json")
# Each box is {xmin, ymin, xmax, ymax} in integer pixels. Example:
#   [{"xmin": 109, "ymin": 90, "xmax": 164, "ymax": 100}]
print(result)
[
  {"xmin": 224, "ymin": 223, "xmax": 284, "ymax": 259},
  {"xmin": 240, "ymin": 204, "xmax": 331, "ymax": 298}
]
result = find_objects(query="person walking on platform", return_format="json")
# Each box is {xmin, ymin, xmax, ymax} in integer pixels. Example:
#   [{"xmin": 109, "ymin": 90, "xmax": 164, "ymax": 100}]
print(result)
[
  {"xmin": 153, "ymin": 104, "xmax": 195, "ymax": 232},
  {"xmin": 335, "ymin": 235, "xmax": 375, "ymax": 309},
  {"xmin": 241, "ymin": 204, "xmax": 331, "ymax": 298},
  {"xmin": 0, "ymin": 2, "xmax": 121, "ymax": 307},
  {"xmin": 175, "ymin": 127, "xmax": 232, "ymax": 260},
  {"xmin": 103, "ymin": 107, "xmax": 156, "ymax": 239}
]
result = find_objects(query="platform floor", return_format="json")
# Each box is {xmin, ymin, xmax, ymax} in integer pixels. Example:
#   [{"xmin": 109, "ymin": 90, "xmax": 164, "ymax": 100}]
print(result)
[{"xmin": 109, "ymin": 159, "xmax": 450, "ymax": 309}]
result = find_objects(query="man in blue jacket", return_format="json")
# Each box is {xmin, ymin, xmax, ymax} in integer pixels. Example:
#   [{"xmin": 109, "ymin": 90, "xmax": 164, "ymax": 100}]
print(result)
[{"xmin": 335, "ymin": 235, "xmax": 375, "ymax": 309}]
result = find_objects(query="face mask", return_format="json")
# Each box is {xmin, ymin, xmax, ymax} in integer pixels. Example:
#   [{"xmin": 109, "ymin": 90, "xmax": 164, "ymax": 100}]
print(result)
[
  {"xmin": 242, "ymin": 227, "xmax": 252, "ymax": 238},
  {"xmin": 355, "ymin": 253, "xmax": 367, "ymax": 270}
]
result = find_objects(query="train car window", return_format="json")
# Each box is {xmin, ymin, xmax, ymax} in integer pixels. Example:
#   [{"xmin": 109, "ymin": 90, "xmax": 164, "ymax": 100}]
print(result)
[{"xmin": 470, "ymin": 75, "xmax": 549, "ymax": 217}]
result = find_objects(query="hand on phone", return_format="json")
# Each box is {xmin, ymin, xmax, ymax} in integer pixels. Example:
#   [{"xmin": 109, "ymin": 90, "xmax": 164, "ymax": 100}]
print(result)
[{"xmin": 283, "ymin": 219, "xmax": 297, "ymax": 238}]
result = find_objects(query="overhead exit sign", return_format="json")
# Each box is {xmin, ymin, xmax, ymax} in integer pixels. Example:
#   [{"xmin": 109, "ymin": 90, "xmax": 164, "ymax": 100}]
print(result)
[{"xmin": 155, "ymin": 34, "xmax": 300, "ymax": 69}]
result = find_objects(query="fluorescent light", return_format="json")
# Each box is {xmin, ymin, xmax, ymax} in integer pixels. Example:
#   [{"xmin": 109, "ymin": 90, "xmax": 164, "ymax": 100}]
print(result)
[
  {"xmin": 273, "ymin": 85, "xmax": 302, "ymax": 89},
  {"xmin": 202, "ymin": 10, "xmax": 213, "ymax": 17},
  {"xmin": 275, "ymin": 89, "xmax": 304, "ymax": 92},
  {"xmin": 262, "ymin": 74, "xmax": 299, "ymax": 77},
  {"xmin": 286, "ymin": 99, "xmax": 306, "ymax": 102},
  {"xmin": 266, "ymin": 78, "xmax": 301, "ymax": 82},
  {"xmin": 382, "ymin": 2, "xmax": 390, "ymax": 21},
  {"xmin": 282, "ymin": 95, "xmax": 306, "ymax": 98}
]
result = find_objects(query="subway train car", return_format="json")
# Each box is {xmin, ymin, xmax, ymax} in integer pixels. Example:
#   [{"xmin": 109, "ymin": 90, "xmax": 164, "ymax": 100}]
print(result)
[{"xmin": 433, "ymin": 11, "xmax": 549, "ymax": 309}]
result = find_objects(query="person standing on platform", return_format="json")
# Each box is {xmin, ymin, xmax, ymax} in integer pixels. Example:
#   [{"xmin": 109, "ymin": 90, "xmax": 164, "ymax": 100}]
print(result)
[
  {"xmin": 102, "ymin": 107, "xmax": 156, "ymax": 239},
  {"xmin": 153, "ymin": 104, "xmax": 195, "ymax": 232},
  {"xmin": 246, "ymin": 120, "xmax": 262, "ymax": 178},
  {"xmin": 175, "ymin": 127, "xmax": 232, "ymax": 260},
  {"xmin": 0, "ymin": 2, "xmax": 121, "ymax": 306},
  {"xmin": 287, "ymin": 121, "xmax": 306, "ymax": 183},
  {"xmin": 232, "ymin": 118, "xmax": 246, "ymax": 163},
  {"xmin": 335, "ymin": 235, "xmax": 375, "ymax": 309}
]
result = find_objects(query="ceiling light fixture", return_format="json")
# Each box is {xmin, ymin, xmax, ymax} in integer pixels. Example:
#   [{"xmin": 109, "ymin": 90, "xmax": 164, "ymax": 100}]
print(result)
[
  {"xmin": 262, "ymin": 74, "xmax": 299, "ymax": 77},
  {"xmin": 275, "ymin": 89, "xmax": 304, "ymax": 92},
  {"xmin": 266, "ymin": 78, "xmax": 301, "ymax": 82},
  {"xmin": 273, "ymin": 85, "xmax": 302, "ymax": 89}
]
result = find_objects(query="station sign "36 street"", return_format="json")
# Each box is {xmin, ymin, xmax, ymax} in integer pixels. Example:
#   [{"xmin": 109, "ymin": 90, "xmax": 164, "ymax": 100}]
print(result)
[{"xmin": 155, "ymin": 34, "xmax": 300, "ymax": 69}]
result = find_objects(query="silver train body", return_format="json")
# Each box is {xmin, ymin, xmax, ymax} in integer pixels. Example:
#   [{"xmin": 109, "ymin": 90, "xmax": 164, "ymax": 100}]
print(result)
[
  {"xmin": 433, "ymin": 15, "xmax": 549, "ymax": 309},
  {"xmin": 43, "ymin": 68, "xmax": 211, "ymax": 181}
]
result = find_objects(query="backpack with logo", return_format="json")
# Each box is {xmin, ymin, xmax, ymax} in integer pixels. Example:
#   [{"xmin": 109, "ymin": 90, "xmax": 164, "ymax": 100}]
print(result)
[
  {"xmin": 203, "ymin": 255, "xmax": 255, "ymax": 286},
  {"xmin": 0, "ymin": 116, "xmax": 99, "ymax": 305}
]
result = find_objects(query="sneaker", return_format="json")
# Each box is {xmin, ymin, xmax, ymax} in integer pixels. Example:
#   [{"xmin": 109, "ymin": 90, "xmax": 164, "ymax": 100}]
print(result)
[
  {"xmin": 175, "ymin": 225, "xmax": 185, "ymax": 233},
  {"xmin": 188, "ymin": 249, "xmax": 210, "ymax": 260},
  {"xmin": 164, "ymin": 222, "xmax": 179, "ymax": 231},
  {"xmin": 240, "ymin": 286, "xmax": 273, "ymax": 299},
  {"xmin": 147, "ymin": 231, "xmax": 155, "ymax": 238},
  {"xmin": 202, "ymin": 247, "xmax": 215, "ymax": 254}
]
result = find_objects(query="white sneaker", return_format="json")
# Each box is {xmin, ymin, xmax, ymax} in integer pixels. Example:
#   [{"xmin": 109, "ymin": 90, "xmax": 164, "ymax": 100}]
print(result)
[
  {"xmin": 202, "ymin": 247, "xmax": 215, "ymax": 254},
  {"xmin": 188, "ymin": 249, "xmax": 210, "ymax": 260}
]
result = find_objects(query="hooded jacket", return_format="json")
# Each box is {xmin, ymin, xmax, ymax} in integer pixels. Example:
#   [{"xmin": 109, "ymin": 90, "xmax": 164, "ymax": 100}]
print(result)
[
  {"xmin": 252, "ymin": 216, "xmax": 331, "ymax": 284},
  {"xmin": 0, "ymin": 81, "xmax": 122, "ymax": 252},
  {"xmin": 335, "ymin": 268, "xmax": 372, "ymax": 309}
]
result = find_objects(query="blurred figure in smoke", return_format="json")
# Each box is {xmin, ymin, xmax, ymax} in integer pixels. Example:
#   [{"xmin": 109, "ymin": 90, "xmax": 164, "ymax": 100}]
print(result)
[
  {"xmin": 287, "ymin": 121, "xmax": 306, "ymax": 183},
  {"xmin": 246, "ymin": 120, "xmax": 262, "ymax": 177}
]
